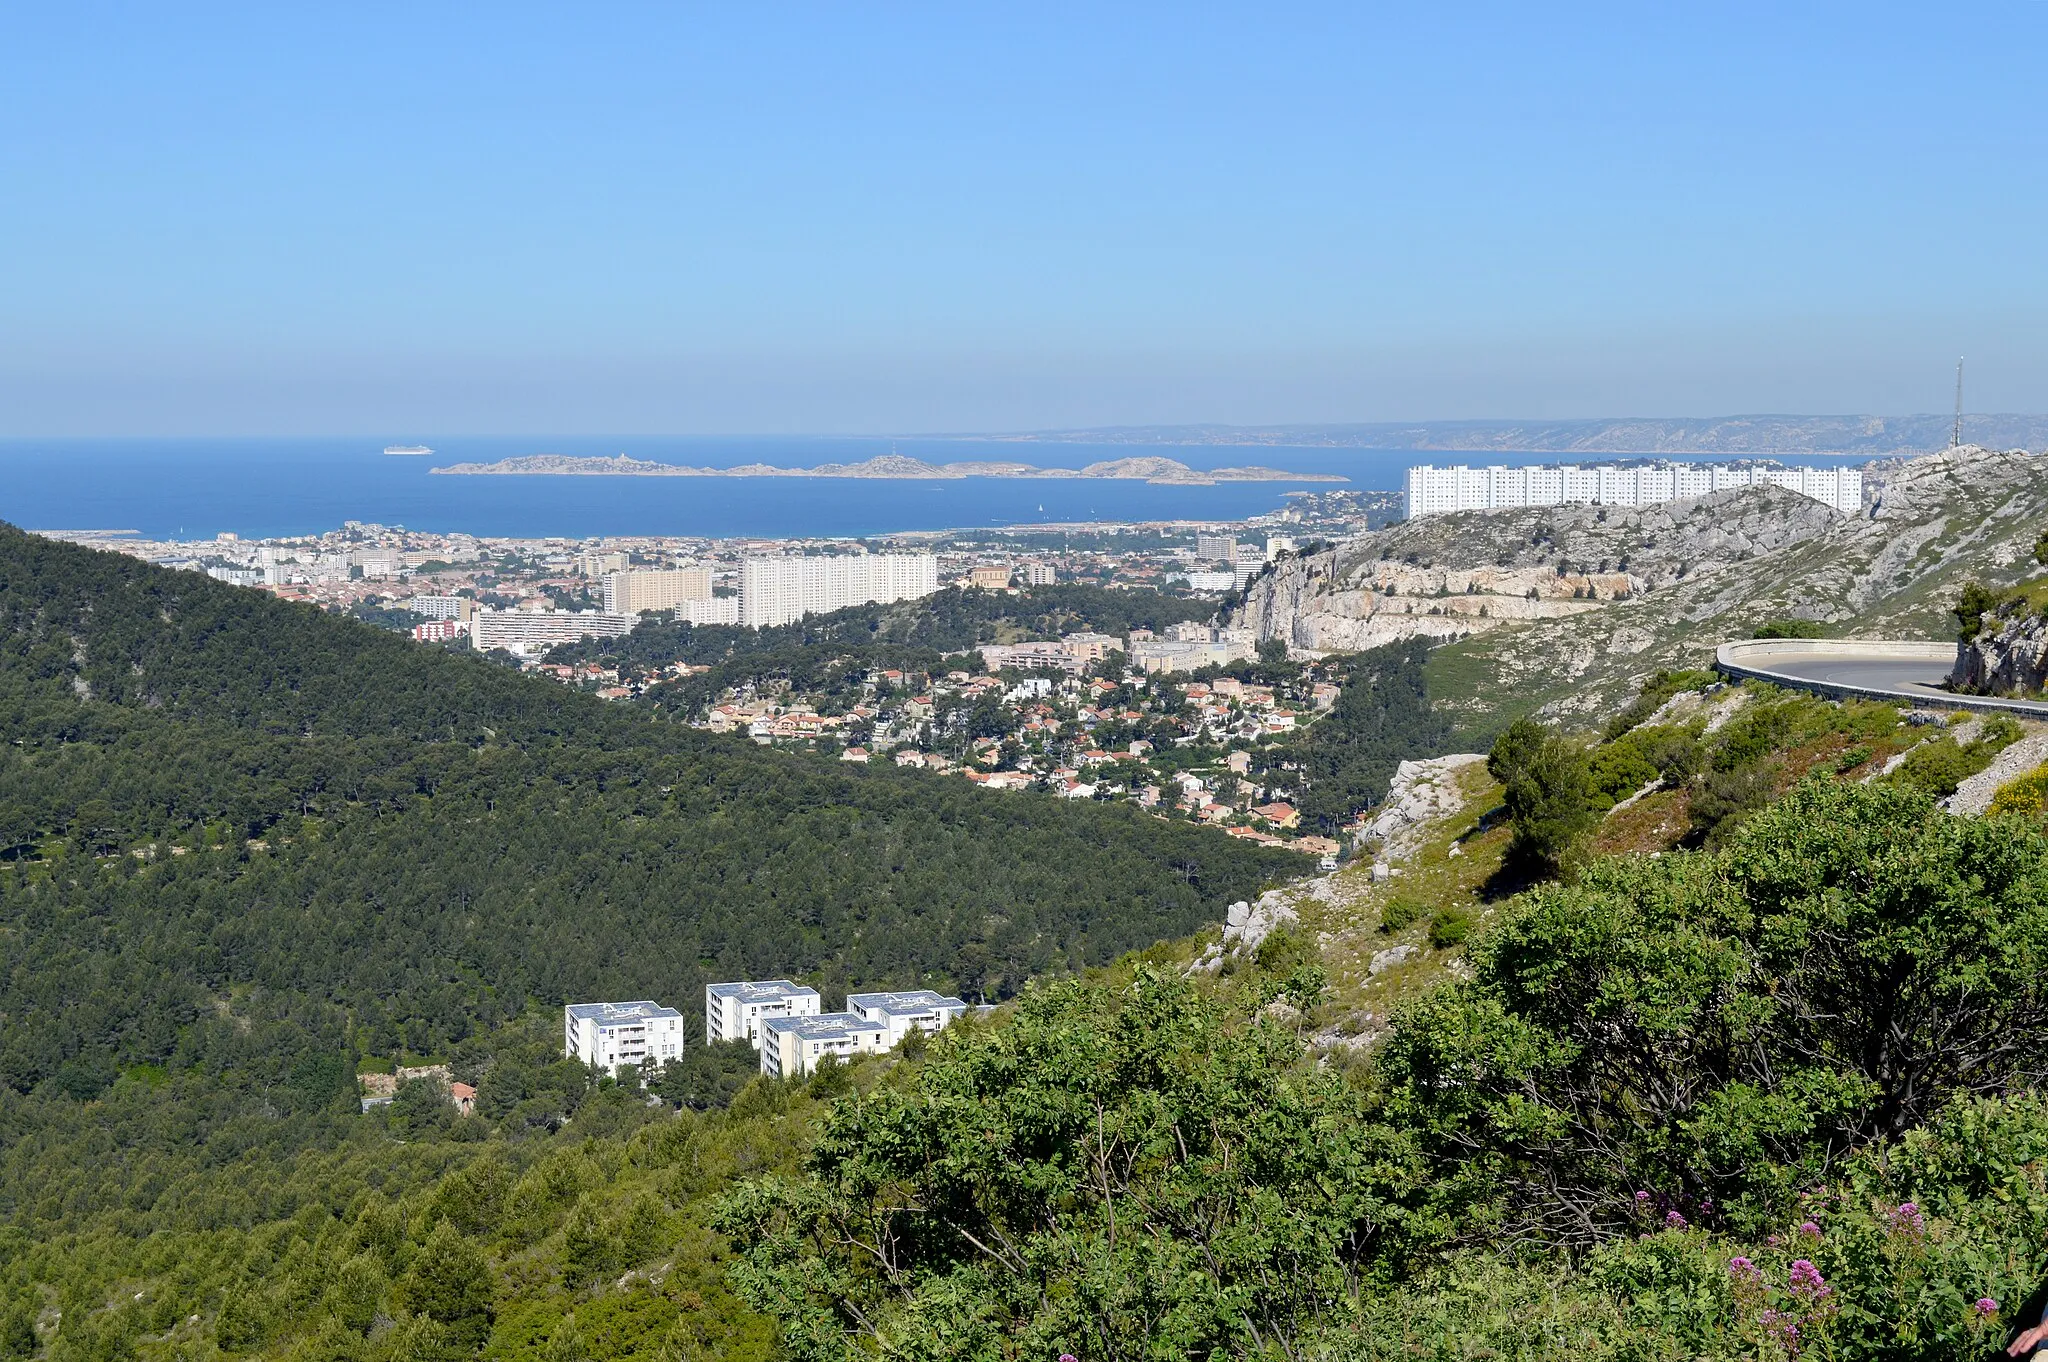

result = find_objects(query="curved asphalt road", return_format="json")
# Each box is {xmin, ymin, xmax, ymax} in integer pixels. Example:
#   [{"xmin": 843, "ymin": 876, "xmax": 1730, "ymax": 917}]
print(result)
[{"xmin": 1720, "ymin": 645, "xmax": 2048, "ymax": 717}]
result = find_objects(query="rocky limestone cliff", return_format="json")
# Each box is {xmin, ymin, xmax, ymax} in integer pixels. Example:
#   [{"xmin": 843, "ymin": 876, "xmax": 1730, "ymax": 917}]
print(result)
[
  {"xmin": 1235, "ymin": 446, "xmax": 2048, "ymax": 728},
  {"xmin": 1237, "ymin": 482, "xmax": 1842, "ymax": 653},
  {"xmin": 1954, "ymin": 607, "xmax": 2048, "ymax": 696}
]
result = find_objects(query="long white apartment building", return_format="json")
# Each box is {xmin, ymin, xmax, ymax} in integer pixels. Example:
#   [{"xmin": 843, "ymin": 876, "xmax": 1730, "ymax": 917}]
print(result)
[
  {"xmin": 470, "ymin": 609, "xmax": 633, "ymax": 656},
  {"xmin": 847, "ymin": 990, "xmax": 969, "ymax": 1047},
  {"xmin": 600, "ymin": 567, "xmax": 712, "ymax": 616},
  {"xmin": 1403, "ymin": 462, "xmax": 1864, "ymax": 519},
  {"xmin": 705, "ymin": 980, "xmax": 823, "ymax": 1047},
  {"xmin": 759, "ymin": 1012, "xmax": 889, "ymax": 1078},
  {"xmin": 739, "ymin": 552, "xmax": 940, "ymax": 628},
  {"xmin": 564, "ymin": 1000, "xmax": 684, "ymax": 1077}
]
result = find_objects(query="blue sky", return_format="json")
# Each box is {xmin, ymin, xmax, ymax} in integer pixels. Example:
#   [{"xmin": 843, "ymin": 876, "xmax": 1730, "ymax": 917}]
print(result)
[{"xmin": 4, "ymin": 4, "xmax": 2045, "ymax": 435}]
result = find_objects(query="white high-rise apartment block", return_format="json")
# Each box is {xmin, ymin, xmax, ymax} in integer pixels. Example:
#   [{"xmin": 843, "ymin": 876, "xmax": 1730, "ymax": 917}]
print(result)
[
  {"xmin": 408, "ymin": 595, "xmax": 472, "ymax": 621},
  {"xmin": 564, "ymin": 1001, "xmax": 684, "ymax": 1077},
  {"xmin": 1403, "ymin": 462, "xmax": 1863, "ymax": 520},
  {"xmin": 739, "ymin": 553, "xmax": 940, "ymax": 628},
  {"xmin": 759, "ymin": 1012, "xmax": 889, "ymax": 1078},
  {"xmin": 1024, "ymin": 561, "xmax": 1058, "ymax": 586},
  {"xmin": 1195, "ymin": 534, "xmax": 1239, "ymax": 565},
  {"xmin": 847, "ymin": 990, "xmax": 969, "ymax": 1047},
  {"xmin": 705, "ymin": 980, "xmax": 824, "ymax": 1047},
  {"xmin": 470, "ymin": 609, "xmax": 633, "ymax": 656},
  {"xmin": 601, "ymin": 567, "xmax": 713, "ymax": 616}
]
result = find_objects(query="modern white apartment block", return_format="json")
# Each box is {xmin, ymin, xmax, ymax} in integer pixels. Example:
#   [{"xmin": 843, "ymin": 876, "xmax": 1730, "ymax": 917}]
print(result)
[
  {"xmin": 847, "ymin": 990, "xmax": 970, "ymax": 1047},
  {"xmin": 705, "ymin": 980, "xmax": 824, "ymax": 1047},
  {"xmin": 1403, "ymin": 462, "xmax": 1864, "ymax": 520},
  {"xmin": 738, "ymin": 553, "xmax": 940, "ymax": 628},
  {"xmin": 759, "ymin": 1012, "xmax": 889, "ymax": 1078},
  {"xmin": 677, "ymin": 596, "xmax": 741, "ymax": 626},
  {"xmin": 1024, "ymin": 561, "xmax": 1058, "ymax": 586},
  {"xmin": 1195, "ymin": 534, "xmax": 1239, "ymax": 565},
  {"xmin": 563, "ymin": 1001, "xmax": 684, "ymax": 1077},
  {"xmin": 600, "ymin": 567, "xmax": 713, "ymax": 616},
  {"xmin": 407, "ymin": 595, "xmax": 473, "ymax": 621},
  {"xmin": 469, "ymin": 609, "xmax": 633, "ymax": 656}
]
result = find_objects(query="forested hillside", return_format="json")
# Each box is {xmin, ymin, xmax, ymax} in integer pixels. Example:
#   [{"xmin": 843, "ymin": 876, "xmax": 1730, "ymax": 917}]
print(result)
[{"xmin": 0, "ymin": 524, "xmax": 1303, "ymax": 1359}]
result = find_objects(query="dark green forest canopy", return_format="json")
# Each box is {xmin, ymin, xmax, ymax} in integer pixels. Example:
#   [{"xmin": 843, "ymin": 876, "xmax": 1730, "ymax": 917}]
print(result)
[{"xmin": 0, "ymin": 525, "xmax": 1295, "ymax": 1104}]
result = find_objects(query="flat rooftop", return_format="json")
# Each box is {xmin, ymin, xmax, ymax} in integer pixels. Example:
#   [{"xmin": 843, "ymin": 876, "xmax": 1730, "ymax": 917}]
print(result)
[
  {"xmin": 848, "ymin": 989, "xmax": 969, "ymax": 1015},
  {"xmin": 565, "ymin": 1000, "xmax": 681, "ymax": 1024},
  {"xmin": 762, "ymin": 1012, "xmax": 886, "ymax": 1040},
  {"xmin": 706, "ymin": 979, "xmax": 821, "ymax": 1003}
]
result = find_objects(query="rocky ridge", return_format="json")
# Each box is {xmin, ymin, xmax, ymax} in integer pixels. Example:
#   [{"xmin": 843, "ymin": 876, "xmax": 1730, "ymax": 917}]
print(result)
[{"xmin": 1235, "ymin": 446, "xmax": 2048, "ymax": 727}]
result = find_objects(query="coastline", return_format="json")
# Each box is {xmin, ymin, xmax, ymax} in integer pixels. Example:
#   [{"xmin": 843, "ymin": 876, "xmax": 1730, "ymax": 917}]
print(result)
[{"xmin": 429, "ymin": 452, "xmax": 1347, "ymax": 485}]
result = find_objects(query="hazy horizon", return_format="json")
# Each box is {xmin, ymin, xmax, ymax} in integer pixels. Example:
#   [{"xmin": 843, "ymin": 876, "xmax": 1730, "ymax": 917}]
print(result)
[{"xmin": 7, "ymin": 5, "xmax": 2047, "ymax": 436}]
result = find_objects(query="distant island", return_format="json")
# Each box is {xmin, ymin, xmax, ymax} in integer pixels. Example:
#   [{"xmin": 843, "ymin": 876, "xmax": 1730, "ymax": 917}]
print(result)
[{"xmin": 430, "ymin": 453, "xmax": 1347, "ymax": 484}]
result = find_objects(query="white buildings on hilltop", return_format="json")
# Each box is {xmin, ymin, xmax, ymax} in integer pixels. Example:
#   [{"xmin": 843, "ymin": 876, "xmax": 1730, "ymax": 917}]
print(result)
[
  {"xmin": 760, "ymin": 1012, "xmax": 889, "ymax": 1078},
  {"xmin": 564, "ymin": 1000, "xmax": 684, "ymax": 1077},
  {"xmin": 847, "ymin": 990, "xmax": 969, "ymax": 1047},
  {"xmin": 738, "ymin": 552, "xmax": 940, "ymax": 628},
  {"xmin": 1402, "ymin": 462, "xmax": 1864, "ymax": 519},
  {"xmin": 470, "ymin": 609, "xmax": 633, "ymax": 657},
  {"xmin": 705, "ymin": 980, "xmax": 823, "ymax": 1046},
  {"xmin": 600, "ymin": 567, "xmax": 712, "ymax": 616}
]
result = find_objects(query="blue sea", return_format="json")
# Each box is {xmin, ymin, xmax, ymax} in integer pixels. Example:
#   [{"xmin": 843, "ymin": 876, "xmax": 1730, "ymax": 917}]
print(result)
[{"xmin": 0, "ymin": 436, "xmax": 1876, "ymax": 541}]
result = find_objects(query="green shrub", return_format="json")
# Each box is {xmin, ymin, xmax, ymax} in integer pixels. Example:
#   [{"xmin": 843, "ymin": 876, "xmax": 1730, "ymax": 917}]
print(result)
[
  {"xmin": 1427, "ymin": 908, "xmax": 1472, "ymax": 949},
  {"xmin": 1380, "ymin": 896, "xmax": 1429, "ymax": 934},
  {"xmin": 1752, "ymin": 618, "xmax": 1827, "ymax": 639}
]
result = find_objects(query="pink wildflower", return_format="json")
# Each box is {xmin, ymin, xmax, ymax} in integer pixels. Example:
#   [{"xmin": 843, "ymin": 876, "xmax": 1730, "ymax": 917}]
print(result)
[
  {"xmin": 1977, "ymin": 1299, "xmax": 2000, "ymax": 1317},
  {"xmin": 1788, "ymin": 1259, "xmax": 1831, "ymax": 1301},
  {"xmin": 1665, "ymin": 1210, "xmax": 1688, "ymax": 1229},
  {"xmin": 1634, "ymin": 1190, "xmax": 1651, "ymax": 1203},
  {"xmin": 1798, "ymin": 1220, "xmax": 1821, "ymax": 1237}
]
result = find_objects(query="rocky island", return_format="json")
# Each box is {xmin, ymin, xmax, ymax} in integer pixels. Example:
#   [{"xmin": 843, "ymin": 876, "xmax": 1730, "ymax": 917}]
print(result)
[{"xmin": 429, "ymin": 452, "xmax": 1346, "ymax": 485}]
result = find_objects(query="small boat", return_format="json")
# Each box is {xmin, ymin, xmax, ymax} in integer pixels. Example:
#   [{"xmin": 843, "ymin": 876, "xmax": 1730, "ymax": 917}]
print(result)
[{"xmin": 383, "ymin": 444, "xmax": 434, "ymax": 456}]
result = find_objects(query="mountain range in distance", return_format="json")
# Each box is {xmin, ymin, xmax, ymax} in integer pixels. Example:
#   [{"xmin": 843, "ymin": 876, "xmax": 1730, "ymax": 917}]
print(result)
[
  {"xmin": 967, "ymin": 413, "xmax": 2048, "ymax": 456},
  {"xmin": 430, "ymin": 453, "xmax": 1348, "ymax": 484}
]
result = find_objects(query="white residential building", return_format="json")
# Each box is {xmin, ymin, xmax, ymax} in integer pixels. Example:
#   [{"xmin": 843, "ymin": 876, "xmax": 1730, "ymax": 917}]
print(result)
[
  {"xmin": 470, "ymin": 609, "xmax": 633, "ymax": 657},
  {"xmin": 847, "ymin": 990, "xmax": 969, "ymax": 1047},
  {"xmin": 677, "ymin": 596, "xmax": 741, "ymax": 626},
  {"xmin": 601, "ymin": 567, "xmax": 713, "ymax": 616},
  {"xmin": 739, "ymin": 552, "xmax": 940, "ymax": 628},
  {"xmin": 1024, "ymin": 561, "xmax": 1058, "ymax": 586},
  {"xmin": 563, "ymin": 1001, "xmax": 685, "ymax": 1077},
  {"xmin": 1403, "ymin": 461, "xmax": 1864, "ymax": 519},
  {"xmin": 408, "ymin": 595, "xmax": 473, "ymax": 621},
  {"xmin": 705, "ymin": 980, "xmax": 824, "ymax": 1047},
  {"xmin": 759, "ymin": 1012, "xmax": 889, "ymax": 1079},
  {"xmin": 1195, "ymin": 534, "xmax": 1239, "ymax": 565}
]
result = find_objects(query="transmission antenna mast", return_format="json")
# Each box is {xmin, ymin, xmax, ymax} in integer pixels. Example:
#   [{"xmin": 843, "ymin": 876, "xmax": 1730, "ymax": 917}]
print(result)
[{"xmin": 1951, "ymin": 357, "xmax": 1965, "ymax": 448}]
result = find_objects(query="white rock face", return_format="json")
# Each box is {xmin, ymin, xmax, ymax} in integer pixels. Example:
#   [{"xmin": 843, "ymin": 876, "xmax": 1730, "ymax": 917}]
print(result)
[
  {"xmin": 1360, "ymin": 754, "xmax": 1488, "ymax": 861},
  {"xmin": 1954, "ymin": 611, "xmax": 2048, "ymax": 696},
  {"xmin": 1221, "ymin": 890, "xmax": 1299, "ymax": 953},
  {"xmin": 1945, "ymin": 731, "xmax": 2048, "ymax": 815}
]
